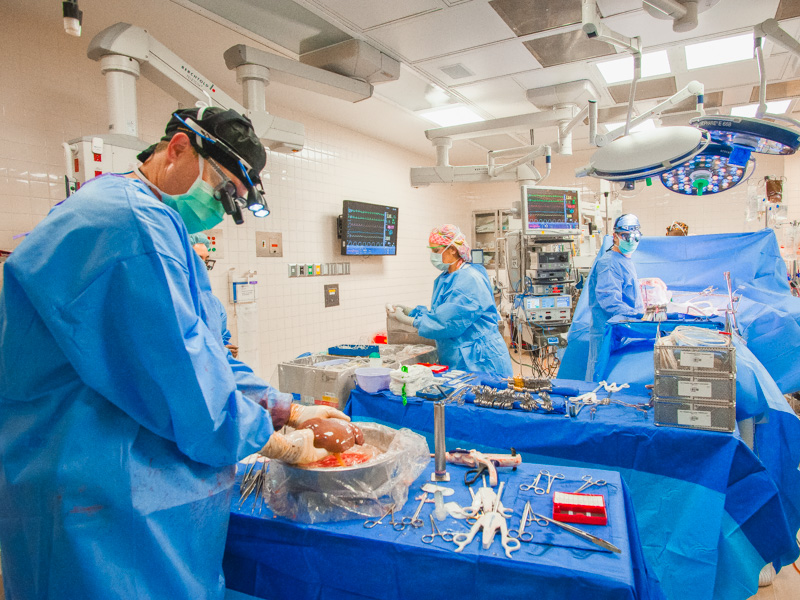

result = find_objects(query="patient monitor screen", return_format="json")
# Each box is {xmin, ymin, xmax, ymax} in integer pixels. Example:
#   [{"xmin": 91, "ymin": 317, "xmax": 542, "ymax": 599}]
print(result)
[{"xmin": 522, "ymin": 186, "xmax": 580, "ymax": 235}]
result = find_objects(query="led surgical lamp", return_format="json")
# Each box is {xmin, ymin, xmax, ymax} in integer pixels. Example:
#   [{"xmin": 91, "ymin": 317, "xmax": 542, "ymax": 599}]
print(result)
[{"xmin": 660, "ymin": 142, "xmax": 753, "ymax": 196}]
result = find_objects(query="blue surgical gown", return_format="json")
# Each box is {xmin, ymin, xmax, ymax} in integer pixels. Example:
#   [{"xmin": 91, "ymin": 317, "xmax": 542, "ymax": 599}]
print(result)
[
  {"xmin": 410, "ymin": 264, "xmax": 512, "ymax": 377},
  {"xmin": 583, "ymin": 248, "xmax": 644, "ymax": 379},
  {"xmin": 0, "ymin": 174, "xmax": 285, "ymax": 599}
]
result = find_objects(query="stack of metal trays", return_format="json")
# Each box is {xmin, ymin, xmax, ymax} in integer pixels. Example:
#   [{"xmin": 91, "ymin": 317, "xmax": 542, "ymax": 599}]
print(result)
[{"xmin": 653, "ymin": 334, "xmax": 736, "ymax": 433}]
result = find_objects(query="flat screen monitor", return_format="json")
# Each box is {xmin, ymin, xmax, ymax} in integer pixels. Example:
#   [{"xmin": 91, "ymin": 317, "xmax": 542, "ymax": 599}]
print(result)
[
  {"xmin": 340, "ymin": 200, "xmax": 398, "ymax": 256},
  {"xmin": 521, "ymin": 186, "xmax": 580, "ymax": 236}
]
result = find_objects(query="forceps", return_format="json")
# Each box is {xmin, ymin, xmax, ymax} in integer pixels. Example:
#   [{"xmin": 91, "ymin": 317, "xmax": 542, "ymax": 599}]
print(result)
[
  {"xmin": 529, "ymin": 512, "xmax": 622, "ymax": 553},
  {"xmin": 507, "ymin": 501, "xmax": 534, "ymax": 542},
  {"xmin": 394, "ymin": 493, "xmax": 426, "ymax": 531},
  {"xmin": 364, "ymin": 505, "xmax": 395, "ymax": 529},
  {"xmin": 421, "ymin": 514, "xmax": 455, "ymax": 544},
  {"xmin": 574, "ymin": 475, "xmax": 607, "ymax": 494},
  {"xmin": 540, "ymin": 470, "xmax": 565, "ymax": 494},
  {"xmin": 519, "ymin": 471, "xmax": 545, "ymax": 493}
]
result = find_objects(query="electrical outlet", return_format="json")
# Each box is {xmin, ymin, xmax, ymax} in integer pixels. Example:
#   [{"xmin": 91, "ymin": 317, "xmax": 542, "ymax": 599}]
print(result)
[
  {"xmin": 288, "ymin": 264, "xmax": 297, "ymax": 277},
  {"xmin": 324, "ymin": 283, "xmax": 339, "ymax": 307},
  {"xmin": 299, "ymin": 265, "xmax": 305, "ymax": 276}
]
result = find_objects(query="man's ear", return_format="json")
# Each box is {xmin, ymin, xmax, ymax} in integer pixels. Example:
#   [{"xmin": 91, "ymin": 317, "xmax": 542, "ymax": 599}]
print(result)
[{"xmin": 165, "ymin": 132, "xmax": 194, "ymax": 164}]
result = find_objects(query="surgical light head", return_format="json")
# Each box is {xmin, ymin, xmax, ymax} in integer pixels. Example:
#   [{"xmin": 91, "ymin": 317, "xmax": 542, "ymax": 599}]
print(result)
[
  {"xmin": 660, "ymin": 142, "xmax": 752, "ymax": 196},
  {"xmin": 691, "ymin": 115, "xmax": 800, "ymax": 157}
]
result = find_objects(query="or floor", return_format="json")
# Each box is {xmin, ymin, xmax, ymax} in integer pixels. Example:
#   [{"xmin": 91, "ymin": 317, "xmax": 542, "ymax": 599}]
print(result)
[{"xmin": 748, "ymin": 564, "xmax": 800, "ymax": 599}]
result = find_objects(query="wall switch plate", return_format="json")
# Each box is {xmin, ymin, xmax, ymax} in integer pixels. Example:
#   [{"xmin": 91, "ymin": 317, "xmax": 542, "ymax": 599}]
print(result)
[
  {"xmin": 314, "ymin": 264, "xmax": 322, "ymax": 276},
  {"xmin": 288, "ymin": 264, "xmax": 297, "ymax": 277},
  {"xmin": 206, "ymin": 228, "xmax": 223, "ymax": 259},
  {"xmin": 324, "ymin": 283, "xmax": 339, "ymax": 307},
  {"xmin": 256, "ymin": 232, "xmax": 283, "ymax": 257},
  {"xmin": 307, "ymin": 264, "xmax": 314, "ymax": 276},
  {"xmin": 299, "ymin": 265, "xmax": 305, "ymax": 276},
  {"xmin": 322, "ymin": 263, "xmax": 329, "ymax": 275}
]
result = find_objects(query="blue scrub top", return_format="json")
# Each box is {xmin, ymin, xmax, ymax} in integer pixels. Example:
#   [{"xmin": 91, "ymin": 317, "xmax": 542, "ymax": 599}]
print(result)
[
  {"xmin": 0, "ymin": 174, "xmax": 280, "ymax": 599},
  {"xmin": 411, "ymin": 263, "xmax": 512, "ymax": 377},
  {"xmin": 583, "ymin": 248, "xmax": 644, "ymax": 378}
]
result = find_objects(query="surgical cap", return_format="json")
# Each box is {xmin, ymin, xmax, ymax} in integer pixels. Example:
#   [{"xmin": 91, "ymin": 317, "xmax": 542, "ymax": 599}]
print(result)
[
  {"xmin": 429, "ymin": 224, "xmax": 472, "ymax": 262},
  {"xmin": 189, "ymin": 233, "xmax": 211, "ymax": 250}
]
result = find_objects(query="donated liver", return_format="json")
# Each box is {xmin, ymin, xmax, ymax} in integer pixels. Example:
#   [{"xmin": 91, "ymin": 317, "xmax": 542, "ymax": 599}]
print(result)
[{"xmin": 299, "ymin": 418, "xmax": 365, "ymax": 453}]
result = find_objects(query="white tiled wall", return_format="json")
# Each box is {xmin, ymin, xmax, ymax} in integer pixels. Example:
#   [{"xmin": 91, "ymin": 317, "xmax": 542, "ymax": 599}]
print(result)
[{"xmin": 0, "ymin": 0, "xmax": 473, "ymax": 380}]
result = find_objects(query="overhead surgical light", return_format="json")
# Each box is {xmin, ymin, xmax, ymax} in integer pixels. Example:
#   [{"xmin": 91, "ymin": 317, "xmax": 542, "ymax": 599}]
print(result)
[
  {"xmin": 577, "ymin": 125, "xmax": 710, "ymax": 182},
  {"xmin": 730, "ymin": 100, "xmax": 792, "ymax": 119},
  {"xmin": 660, "ymin": 142, "xmax": 753, "ymax": 196},
  {"xmin": 685, "ymin": 33, "xmax": 754, "ymax": 70},
  {"xmin": 691, "ymin": 115, "xmax": 800, "ymax": 156}
]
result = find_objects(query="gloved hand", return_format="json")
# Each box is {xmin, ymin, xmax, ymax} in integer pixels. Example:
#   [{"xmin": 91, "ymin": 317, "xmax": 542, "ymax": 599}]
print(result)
[
  {"xmin": 288, "ymin": 403, "xmax": 351, "ymax": 428},
  {"xmin": 385, "ymin": 303, "xmax": 412, "ymax": 316},
  {"xmin": 259, "ymin": 429, "xmax": 328, "ymax": 465},
  {"xmin": 389, "ymin": 311, "xmax": 416, "ymax": 327}
]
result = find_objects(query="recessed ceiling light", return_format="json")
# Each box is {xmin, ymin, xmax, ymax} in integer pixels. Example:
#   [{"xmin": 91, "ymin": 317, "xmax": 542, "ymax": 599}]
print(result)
[
  {"xmin": 685, "ymin": 33, "xmax": 754, "ymax": 70},
  {"xmin": 596, "ymin": 51, "xmax": 671, "ymax": 84},
  {"xmin": 730, "ymin": 100, "xmax": 792, "ymax": 117},
  {"xmin": 417, "ymin": 105, "xmax": 485, "ymax": 127},
  {"xmin": 605, "ymin": 119, "xmax": 656, "ymax": 133}
]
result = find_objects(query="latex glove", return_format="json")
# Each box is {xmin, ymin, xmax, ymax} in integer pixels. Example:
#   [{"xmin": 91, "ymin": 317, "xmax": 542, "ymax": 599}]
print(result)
[
  {"xmin": 389, "ymin": 311, "xmax": 416, "ymax": 327},
  {"xmin": 259, "ymin": 430, "xmax": 328, "ymax": 465},
  {"xmin": 385, "ymin": 304, "xmax": 412, "ymax": 315},
  {"xmin": 288, "ymin": 403, "xmax": 351, "ymax": 428}
]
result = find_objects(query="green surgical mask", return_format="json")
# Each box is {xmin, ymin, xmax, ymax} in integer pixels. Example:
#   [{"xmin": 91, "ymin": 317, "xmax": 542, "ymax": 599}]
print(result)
[
  {"xmin": 430, "ymin": 252, "xmax": 449, "ymax": 271},
  {"xmin": 136, "ymin": 157, "xmax": 225, "ymax": 234},
  {"xmin": 619, "ymin": 238, "xmax": 639, "ymax": 256}
]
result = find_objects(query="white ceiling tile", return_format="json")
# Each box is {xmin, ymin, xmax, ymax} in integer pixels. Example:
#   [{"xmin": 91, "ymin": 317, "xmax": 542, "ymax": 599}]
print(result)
[
  {"xmin": 455, "ymin": 78, "xmax": 536, "ymax": 118},
  {"xmin": 416, "ymin": 42, "xmax": 542, "ymax": 85},
  {"xmin": 366, "ymin": 2, "xmax": 515, "ymax": 62},
  {"xmin": 374, "ymin": 64, "xmax": 455, "ymax": 112},
  {"xmin": 315, "ymin": 0, "xmax": 446, "ymax": 30}
]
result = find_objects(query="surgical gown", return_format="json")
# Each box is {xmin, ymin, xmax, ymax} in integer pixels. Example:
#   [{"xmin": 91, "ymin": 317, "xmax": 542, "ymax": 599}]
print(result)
[
  {"xmin": 583, "ymin": 248, "xmax": 644, "ymax": 379},
  {"xmin": 410, "ymin": 263, "xmax": 512, "ymax": 377},
  {"xmin": 0, "ymin": 174, "xmax": 287, "ymax": 599}
]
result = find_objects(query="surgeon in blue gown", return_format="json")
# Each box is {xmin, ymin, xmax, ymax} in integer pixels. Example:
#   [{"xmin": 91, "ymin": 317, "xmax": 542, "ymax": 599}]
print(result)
[
  {"xmin": 0, "ymin": 107, "xmax": 348, "ymax": 599},
  {"xmin": 389, "ymin": 224, "xmax": 513, "ymax": 377},
  {"xmin": 582, "ymin": 213, "xmax": 645, "ymax": 379}
]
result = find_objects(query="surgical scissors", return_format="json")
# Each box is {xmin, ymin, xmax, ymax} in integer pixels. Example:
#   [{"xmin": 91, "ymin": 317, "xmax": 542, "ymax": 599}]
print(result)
[
  {"xmin": 421, "ymin": 514, "xmax": 455, "ymax": 544},
  {"xmin": 364, "ymin": 505, "xmax": 395, "ymax": 529},
  {"xmin": 507, "ymin": 501, "xmax": 534, "ymax": 542},
  {"xmin": 574, "ymin": 475, "xmax": 607, "ymax": 494}
]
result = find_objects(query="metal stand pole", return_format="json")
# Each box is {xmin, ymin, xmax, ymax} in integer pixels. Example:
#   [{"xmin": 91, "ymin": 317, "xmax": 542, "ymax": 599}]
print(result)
[{"xmin": 432, "ymin": 402, "xmax": 450, "ymax": 482}]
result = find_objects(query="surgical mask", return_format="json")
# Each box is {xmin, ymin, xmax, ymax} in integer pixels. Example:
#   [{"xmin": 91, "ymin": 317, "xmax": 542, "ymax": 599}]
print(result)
[
  {"xmin": 135, "ymin": 156, "xmax": 225, "ymax": 234},
  {"xmin": 430, "ymin": 252, "xmax": 450, "ymax": 271},
  {"xmin": 619, "ymin": 238, "xmax": 639, "ymax": 256}
]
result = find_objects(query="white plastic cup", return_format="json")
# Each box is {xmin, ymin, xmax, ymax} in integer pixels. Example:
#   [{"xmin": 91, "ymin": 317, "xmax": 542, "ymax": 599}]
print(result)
[{"xmin": 355, "ymin": 367, "xmax": 392, "ymax": 393}]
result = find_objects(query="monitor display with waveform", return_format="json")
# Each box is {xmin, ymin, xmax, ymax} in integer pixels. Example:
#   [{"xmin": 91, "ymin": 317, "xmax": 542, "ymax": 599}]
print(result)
[
  {"xmin": 341, "ymin": 200, "xmax": 398, "ymax": 256},
  {"xmin": 521, "ymin": 186, "xmax": 580, "ymax": 236}
]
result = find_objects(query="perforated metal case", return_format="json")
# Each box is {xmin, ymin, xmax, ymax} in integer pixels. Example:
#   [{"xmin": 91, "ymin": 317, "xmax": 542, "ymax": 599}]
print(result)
[
  {"xmin": 653, "ymin": 373, "xmax": 735, "ymax": 405},
  {"xmin": 653, "ymin": 399, "xmax": 735, "ymax": 433}
]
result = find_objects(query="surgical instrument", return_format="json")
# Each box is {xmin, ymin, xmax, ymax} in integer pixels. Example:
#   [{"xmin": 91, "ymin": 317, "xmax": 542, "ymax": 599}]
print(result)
[
  {"xmin": 364, "ymin": 505, "xmax": 395, "ymax": 529},
  {"xmin": 542, "ymin": 470, "xmax": 565, "ymax": 494},
  {"xmin": 519, "ymin": 471, "xmax": 545, "ymax": 493},
  {"xmin": 395, "ymin": 492, "xmax": 427, "ymax": 530},
  {"xmin": 421, "ymin": 514, "xmax": 455, "ymax": 544},
  {"xmin": 574, "ymin": 475, "xmax": 607, "ymax": 494},
  {"xmin": 443, "ymin": 448, "xmax": 521, "ymax": 487},
  {"xmin": 508, "ymin": 501, "xmax": 534, "ymax": 542},
  {"xmin": 432, "ymin": 401, "xmax": 450, "ymax": 482},
  {"xmin": 483, "ymin": 483, "xmax": 520, "ymax": 558},
  {"xmin": 529, "ymin": 512, "xmax": 622, "ymax": 554}
]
